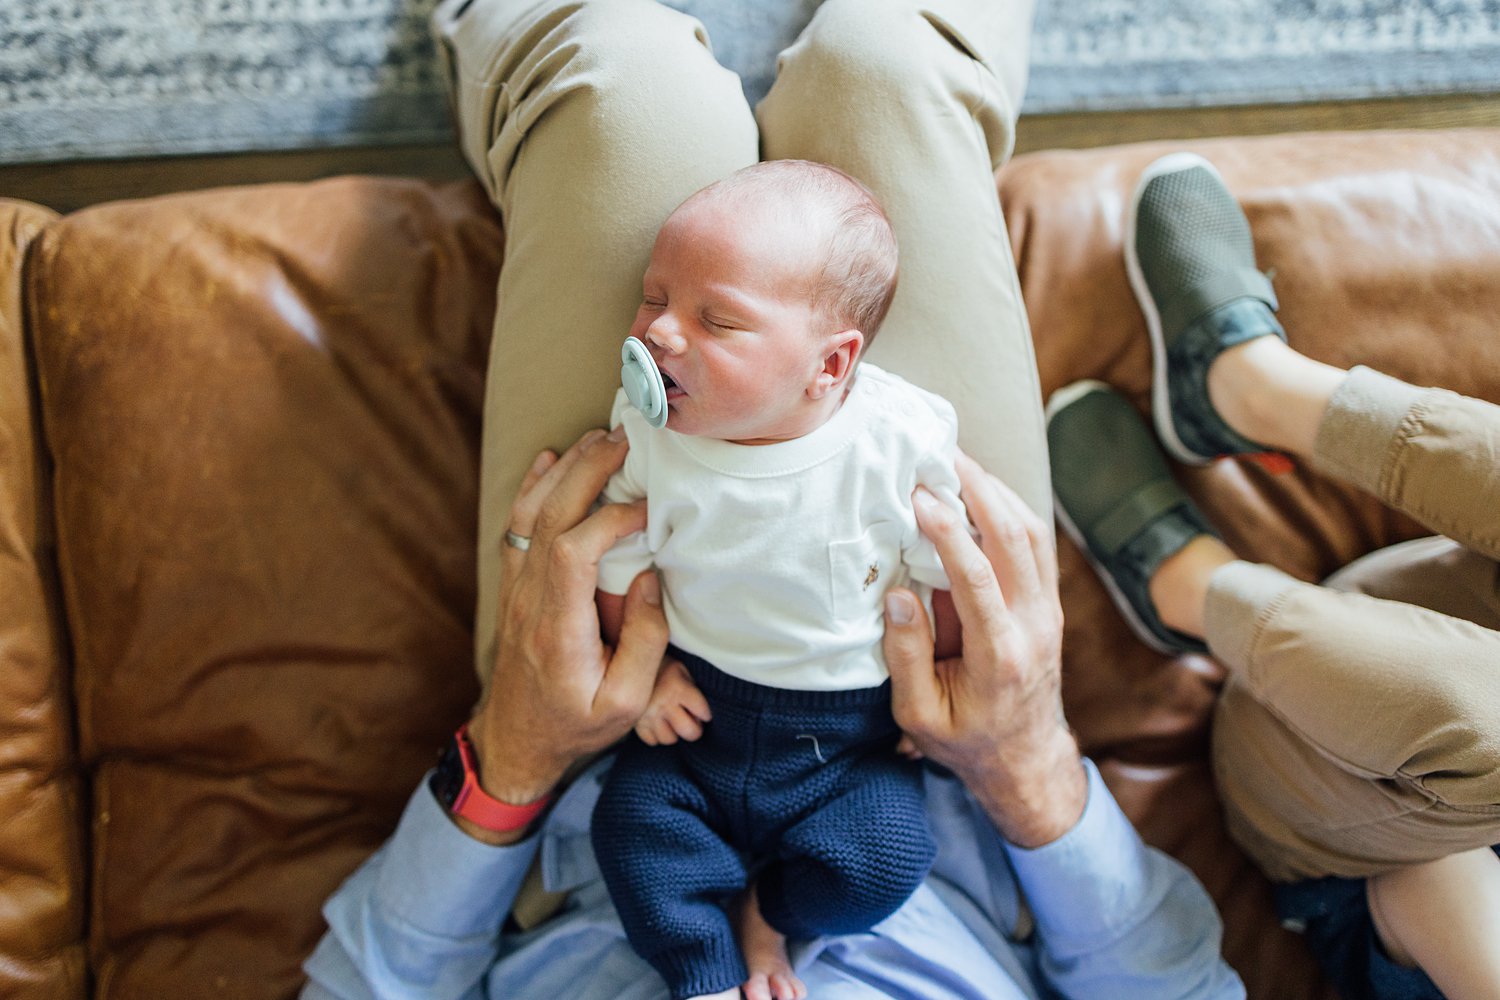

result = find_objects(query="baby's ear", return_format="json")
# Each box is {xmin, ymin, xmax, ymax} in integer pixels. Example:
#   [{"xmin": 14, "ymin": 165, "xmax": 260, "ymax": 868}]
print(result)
[{"xmin": 809, "ymin": 328, "xmax": 863, "ymax": 399}]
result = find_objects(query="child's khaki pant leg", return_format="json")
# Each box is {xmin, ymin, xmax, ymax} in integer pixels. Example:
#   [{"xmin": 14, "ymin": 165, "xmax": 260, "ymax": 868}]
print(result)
[
  {"xmin": 1206, "ymin": 560, "xmax": 1500, "ymax": 882},
  {"xmin": 1313, "ymin": 365, "xmax": 1500, "ymax": 561}
]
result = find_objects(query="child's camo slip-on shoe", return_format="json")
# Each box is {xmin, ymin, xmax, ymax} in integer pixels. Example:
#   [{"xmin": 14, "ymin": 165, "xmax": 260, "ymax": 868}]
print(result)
[
  {"xmin": 1046, "ymin": 380, "xmax": 1215, "ymax": 656},
  {"xmin": 1127, "ymin": 152, "xmax": 1292, "ymax": 472}
]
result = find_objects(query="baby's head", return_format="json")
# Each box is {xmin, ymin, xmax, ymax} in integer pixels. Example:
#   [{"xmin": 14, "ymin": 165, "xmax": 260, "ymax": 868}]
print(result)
[{"xmin": 630, "ymin": 160, "xmax": 898, "ymax": 444}]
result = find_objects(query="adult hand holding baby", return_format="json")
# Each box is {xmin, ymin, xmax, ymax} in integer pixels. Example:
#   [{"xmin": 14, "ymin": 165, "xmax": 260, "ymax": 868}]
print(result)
[
  {"xmin": 885, "ymin": 453, "xmax": 1089, "ymax": 850},
  {"xmin": 461, "ymin": 427, "xmax": 670, "ymax": 845}
]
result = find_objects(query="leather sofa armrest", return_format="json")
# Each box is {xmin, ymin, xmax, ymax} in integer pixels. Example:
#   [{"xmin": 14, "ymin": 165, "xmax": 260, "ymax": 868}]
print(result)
[{"xmin": 0, "ymin": 198, "xmax": 88, "ymax": 998}]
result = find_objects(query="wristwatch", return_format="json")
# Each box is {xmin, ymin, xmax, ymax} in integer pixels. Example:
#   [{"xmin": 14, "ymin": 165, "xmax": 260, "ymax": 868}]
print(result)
[{"xmin": 430, "ymin": 723, "xmax": 552, "ymax": 833}]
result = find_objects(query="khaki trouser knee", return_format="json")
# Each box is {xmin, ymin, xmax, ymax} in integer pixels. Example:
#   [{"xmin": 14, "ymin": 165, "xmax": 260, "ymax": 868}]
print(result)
[{"xmin": 1209, "ymin": 561, "xmax": 1500, "ymax": 882}]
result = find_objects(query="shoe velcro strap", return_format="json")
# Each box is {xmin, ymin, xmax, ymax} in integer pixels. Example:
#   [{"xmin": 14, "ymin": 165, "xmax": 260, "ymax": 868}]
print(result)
[
  {"xmin": 1160, "ymin": 267, "xmax": 1278, "ymax": 337},
  {"xmin": 1089, "ymin": 478, "xmax": 1189, "ymax": 557}
]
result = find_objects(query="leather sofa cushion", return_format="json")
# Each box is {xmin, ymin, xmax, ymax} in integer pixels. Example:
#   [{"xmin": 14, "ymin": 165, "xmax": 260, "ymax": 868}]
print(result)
[{"xmin": 24, "ymin": 177, "xmax": 502, "ymax": 999}]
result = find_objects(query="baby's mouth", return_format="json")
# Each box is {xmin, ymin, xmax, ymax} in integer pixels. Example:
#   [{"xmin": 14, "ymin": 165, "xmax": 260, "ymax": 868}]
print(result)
[{"xmin": 661, "ymin": 371, "xmax": 684, "ymax": 397}]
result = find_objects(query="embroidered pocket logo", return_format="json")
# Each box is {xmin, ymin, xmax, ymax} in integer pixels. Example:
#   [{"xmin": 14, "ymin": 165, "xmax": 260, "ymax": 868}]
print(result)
[{"xmin": 863, "ymin": 563, "xmax": 879, "ymax": 590}]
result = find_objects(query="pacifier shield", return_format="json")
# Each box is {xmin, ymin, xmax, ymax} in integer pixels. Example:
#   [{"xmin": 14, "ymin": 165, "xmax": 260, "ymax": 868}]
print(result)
[{"xmin": 621, "ymin": 336, "xmax": 668, "ymax": 429}]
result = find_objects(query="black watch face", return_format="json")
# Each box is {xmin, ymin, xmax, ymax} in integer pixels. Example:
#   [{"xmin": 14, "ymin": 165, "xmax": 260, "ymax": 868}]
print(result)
[{"xmin": 430, "ymin": 737, "xmax": 464, "ymax": 810}]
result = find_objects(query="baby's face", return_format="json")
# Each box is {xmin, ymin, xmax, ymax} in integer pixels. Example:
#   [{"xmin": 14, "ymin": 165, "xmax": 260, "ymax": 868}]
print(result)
[{"xmin": 629, "ymin": 195, "xmax": 835, "ymax": 444}]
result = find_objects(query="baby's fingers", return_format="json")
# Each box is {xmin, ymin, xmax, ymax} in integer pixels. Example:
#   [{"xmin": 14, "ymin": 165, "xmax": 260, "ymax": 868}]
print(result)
[
  {"xmin": 650, "ymin": 714, "xmax": 682, "ymax": 745},
  {"xmin": 677, "ymin": 678, "xmax": 712, "ymax": 724},
  {"xmin": 666, "ymin": 705, "xmax": 705, "ymax": 742}
]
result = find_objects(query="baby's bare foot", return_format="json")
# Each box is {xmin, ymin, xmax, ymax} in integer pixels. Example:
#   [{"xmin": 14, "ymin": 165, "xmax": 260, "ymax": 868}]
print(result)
[{"xmin": 736, "ymin": 887, "xmax": 807, "ymax": 1000}]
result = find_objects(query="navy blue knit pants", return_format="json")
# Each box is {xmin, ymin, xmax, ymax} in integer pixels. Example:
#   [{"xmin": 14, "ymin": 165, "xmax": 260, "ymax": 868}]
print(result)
[{"xmin": 592, "ymin": 651, "xmax": 935, "ymax": 1000}]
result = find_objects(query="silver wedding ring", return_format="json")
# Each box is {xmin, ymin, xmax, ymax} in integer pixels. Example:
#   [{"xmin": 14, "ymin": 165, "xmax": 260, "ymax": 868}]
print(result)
[{"xmin": 504, "ymin": 530, "xmax": 532, "ymax": 551}]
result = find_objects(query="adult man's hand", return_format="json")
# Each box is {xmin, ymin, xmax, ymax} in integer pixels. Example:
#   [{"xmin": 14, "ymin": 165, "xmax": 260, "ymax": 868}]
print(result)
[
  {"xmin": 885, "ymin": 453, "xmax": 1087, "ymax": 849},
  {"xmin": 462, "ymin": 427, "xmax": 669, "ymax": 844}
]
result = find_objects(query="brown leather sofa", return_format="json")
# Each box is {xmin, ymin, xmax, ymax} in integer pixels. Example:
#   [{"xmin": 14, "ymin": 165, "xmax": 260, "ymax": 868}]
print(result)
[{"xmin": 4, "ymin": 128, "xmax": 1498, "ymax": 999}]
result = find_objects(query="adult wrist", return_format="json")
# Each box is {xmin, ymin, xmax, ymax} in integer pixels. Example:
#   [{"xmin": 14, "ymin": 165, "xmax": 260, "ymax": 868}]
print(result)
[
  {"xmin": 463, "ymin": 716, "xmax": 566, "ymax": 805},
  {"xmin": 963, "ymin": 727, "xmax": 1088, "ymax": 849},
  {"xmin": 431, "ymin": 723, "xmax": 554, "ymax": 846}
]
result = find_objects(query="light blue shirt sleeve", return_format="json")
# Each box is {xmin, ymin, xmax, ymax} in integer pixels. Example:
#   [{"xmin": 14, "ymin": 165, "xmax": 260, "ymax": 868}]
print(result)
[
  {"xmin": 1001, "ymin": 761, "xmax": 1246, "ymax": 999},
  {"xmin": 301, "ymin": 778, "xmax": 539, "ymax": 1000},
  {"xmin": 303, "ymin": 759, "xmax": 1244, "ymax": 1000}
]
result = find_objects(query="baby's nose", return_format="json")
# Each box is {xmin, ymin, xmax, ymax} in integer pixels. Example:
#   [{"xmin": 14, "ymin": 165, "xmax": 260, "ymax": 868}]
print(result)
[{"xmin": 645, "ymin": 316, "xmax": 686, "ymax": 354}]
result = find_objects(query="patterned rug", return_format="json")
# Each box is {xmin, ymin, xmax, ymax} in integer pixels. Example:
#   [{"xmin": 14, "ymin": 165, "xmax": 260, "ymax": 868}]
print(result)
[{"xmin": 2, "ymin": 0, "xmax": 1498, "ymax": 165}]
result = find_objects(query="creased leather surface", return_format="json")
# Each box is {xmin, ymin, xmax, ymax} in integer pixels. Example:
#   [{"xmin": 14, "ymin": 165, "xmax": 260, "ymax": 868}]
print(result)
[
  {"xmin": 27, "ymin": 178, "xmax": 502, "ymax": 999},
  {"xmin": 0, "ymin": 198, "xmax": 87, "ymax": 1000},
  {"xmin": 1002, "ymin": 128, "xmax": 1500, "ymax": 999}
]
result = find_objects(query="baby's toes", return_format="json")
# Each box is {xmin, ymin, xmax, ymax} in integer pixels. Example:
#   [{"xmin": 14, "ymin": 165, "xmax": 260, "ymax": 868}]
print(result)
[
  {"xmin": 742, "ymin": 972, "xmax": 772, "ymax": 1000},
  {"xmin": 770, "ymin": 971, "xmax": 806, "ymax": 1000}
]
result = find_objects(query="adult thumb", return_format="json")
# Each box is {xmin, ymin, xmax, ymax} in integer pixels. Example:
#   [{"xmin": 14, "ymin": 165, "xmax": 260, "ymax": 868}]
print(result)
[
  {"xmin": 608, "ymin": 571, "xmax": 670, "ymax": 708},
  {"xmin": 883, "ymin": 588, "xmax": 937, "ymax": 722}
]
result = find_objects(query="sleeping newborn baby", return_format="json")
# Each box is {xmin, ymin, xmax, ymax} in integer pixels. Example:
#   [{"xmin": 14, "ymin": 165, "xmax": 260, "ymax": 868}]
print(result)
[{"xmin": 594, "ymin": 159, "xmax": 966, "ymax": 1000}]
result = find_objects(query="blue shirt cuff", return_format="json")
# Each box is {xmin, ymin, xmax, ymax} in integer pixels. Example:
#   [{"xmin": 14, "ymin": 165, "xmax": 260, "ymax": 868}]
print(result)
[
  {"xmin": 369, "ymin": 771, "xmax": 542, "ymax": 939},
  {"xmin": 1002, "ymin": 759, "xmax": 1158, "ymax": 944}
]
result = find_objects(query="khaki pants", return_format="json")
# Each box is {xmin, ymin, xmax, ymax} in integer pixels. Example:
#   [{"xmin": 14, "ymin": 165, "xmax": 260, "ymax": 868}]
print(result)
[
  {"xmin": 1207, "ymin": 366, "xmax": 1500, "ymax": 882},
  {"xmin": 431, "ymin": 0, "xmax": 1048, "ymax": 679}
]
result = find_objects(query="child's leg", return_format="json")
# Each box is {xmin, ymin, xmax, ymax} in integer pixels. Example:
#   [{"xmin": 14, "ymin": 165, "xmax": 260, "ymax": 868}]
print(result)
[
  {"xmin": 430, "ymin": 0, "xmax": 758, "ymax": 678},
  {"xmin": 1203, "ymin": 341, "xmax": 1500, "ymax": 563},
  {"xmin": 756, "ymin": 0, "xmax": 1051, "ymax": 520},
  {"xmin": 733, "ymin": 884, "xmax": 808, "ymax": 1000},
  {"xmin": 1130, "ymin": 151, "xmax": 1500, "ymax": 557},
  {"xmin": 1047, "ymin": 377, "xmax": 1500, "ymax": 881},
  {"xmin": 757, "ymin": 756, "xmax": 934, "ymax": 938},
  {"xmin": 1125, "ymin": 306, "xmax": 1500, "ymax": 880},
  {"xmin": 1366, "ymin": 847, "xmax": 1500, "ymax": 998},
  {"xmin": 592, "ymin": 740, "xmax": 751, "ymax": 1000}
]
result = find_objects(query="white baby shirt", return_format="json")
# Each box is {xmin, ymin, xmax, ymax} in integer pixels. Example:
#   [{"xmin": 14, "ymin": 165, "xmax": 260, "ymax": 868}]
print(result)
[{"xmin": 597, "ymin": 363, "xmax": 963, "ymax": 692}]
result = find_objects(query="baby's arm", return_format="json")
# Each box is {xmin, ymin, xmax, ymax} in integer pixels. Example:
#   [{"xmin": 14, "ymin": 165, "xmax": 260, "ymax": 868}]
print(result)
[
  {"xmin": 594, "ymin": 396, "xmax": 712, "ymax": 742},
  {"xmin": 598, "ymin": 590, "xmax": 627, "ymax": 646},
  {"xmin": 596, "ymin": 392, "xmax": 653, "ymax": 655},
  {"xmin": 596, "ymin": 588, "xmax": 712, "ymax": 745},
  {"xmin": 932, "ymin": 589, "xmax": 962, "ymax": 661}
]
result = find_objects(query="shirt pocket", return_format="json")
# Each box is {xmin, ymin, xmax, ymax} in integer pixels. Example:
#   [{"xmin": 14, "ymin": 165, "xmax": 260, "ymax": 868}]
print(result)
[{"xmin": 827, "ymin": 522, "xmax": 904, "ymax": 623}]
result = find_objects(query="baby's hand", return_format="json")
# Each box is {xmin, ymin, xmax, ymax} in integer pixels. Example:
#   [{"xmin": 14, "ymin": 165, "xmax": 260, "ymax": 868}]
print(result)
[{"xmin": 635, "ymin": 659, "xmax": 712, "ymax": 745}]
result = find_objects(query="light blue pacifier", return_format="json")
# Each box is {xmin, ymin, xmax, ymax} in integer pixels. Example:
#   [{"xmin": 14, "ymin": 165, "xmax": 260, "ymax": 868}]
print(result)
[{"xmin": 621, "ymin": 336, "xmax": 668, "ymax": 429}]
